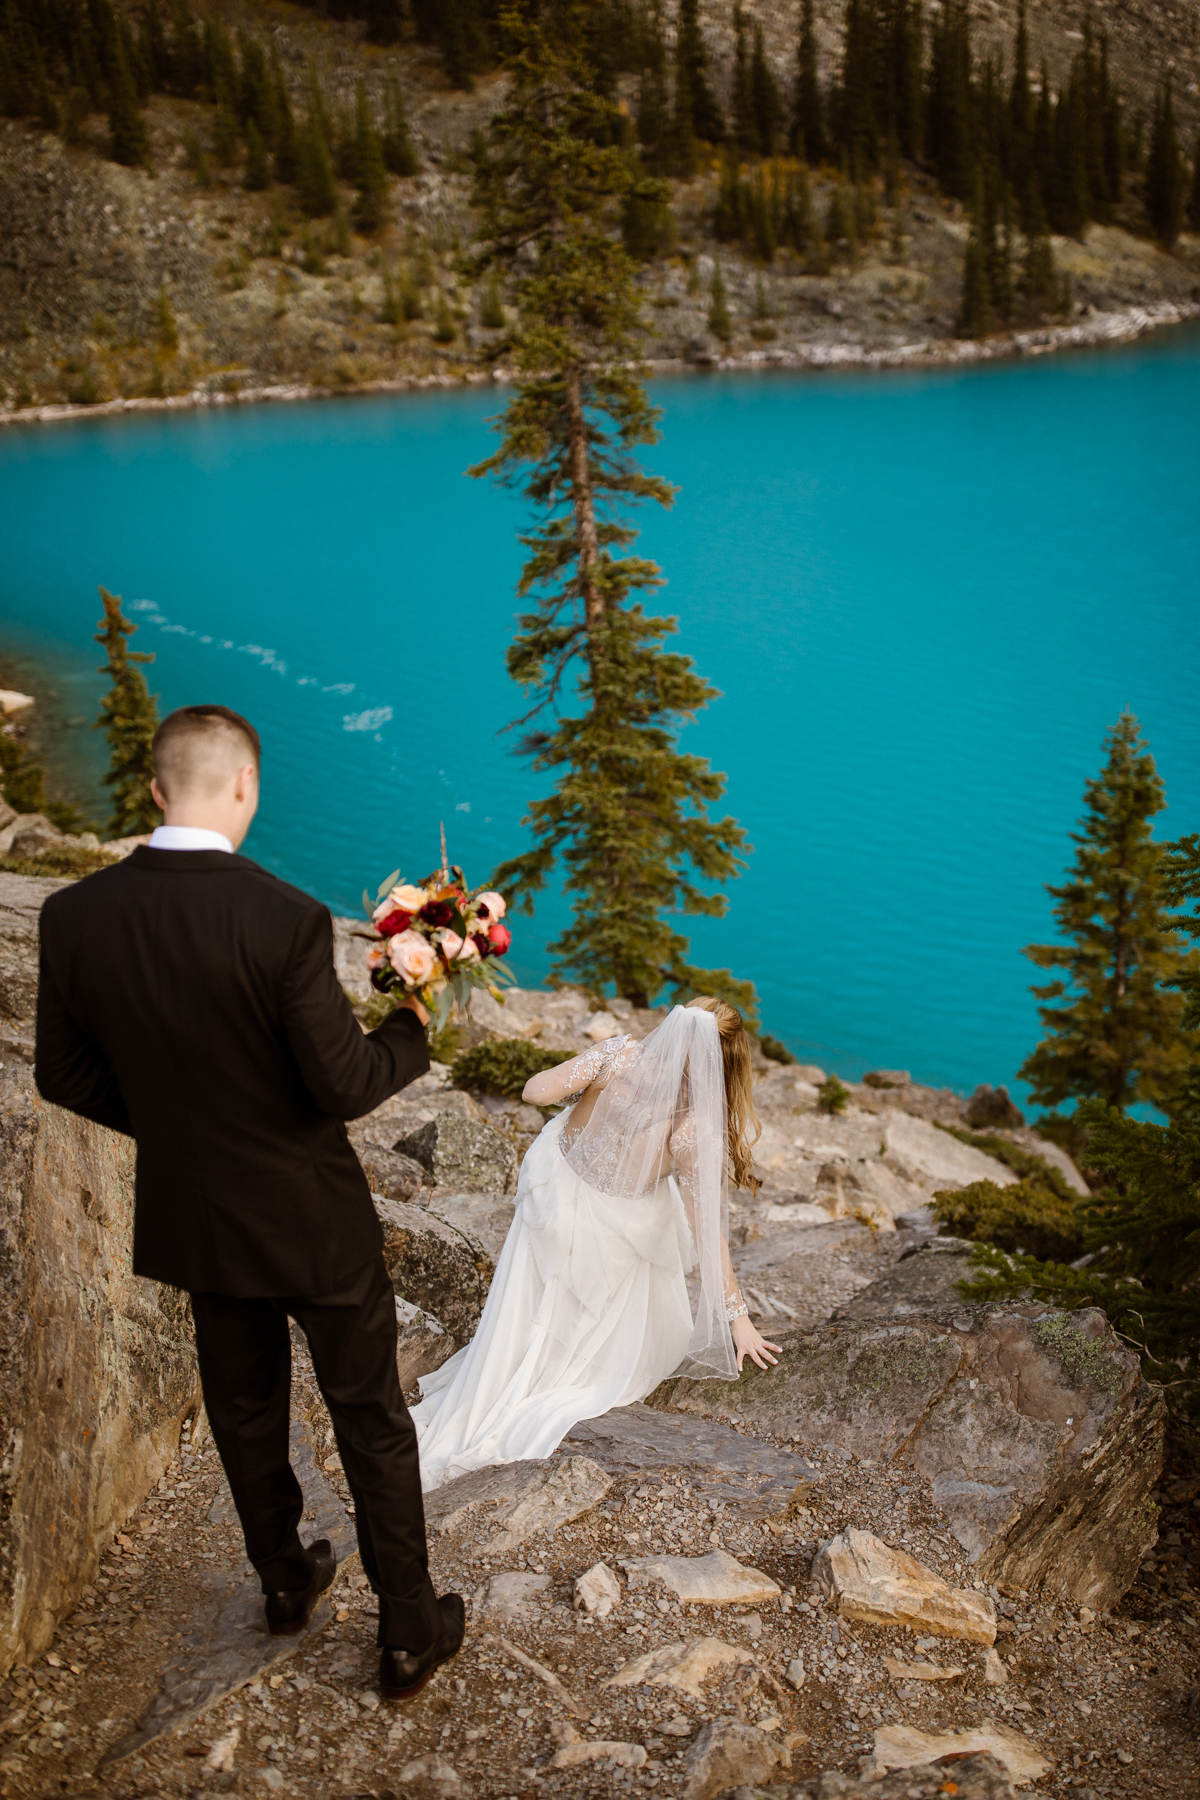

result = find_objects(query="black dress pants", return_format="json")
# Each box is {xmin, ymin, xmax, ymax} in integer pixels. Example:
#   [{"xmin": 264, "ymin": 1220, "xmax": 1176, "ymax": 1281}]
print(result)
[{"xmin": 189, "ymin": 1254, "xmax": 441, "ymax": 1652}]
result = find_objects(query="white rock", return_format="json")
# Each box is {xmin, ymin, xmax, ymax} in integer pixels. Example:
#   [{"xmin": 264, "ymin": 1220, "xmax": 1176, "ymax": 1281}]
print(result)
[
  {"xmin": 550, "ymin": 1738, "xmax": 647, "ymax": 1770},
  {"xmin": 813, "ymin": 1528, "xmax": 996, "ymax": 1645},
  {"xmin": 475, "ymin": 1571, "xmax": 550, "ymax": 1623},
  {"xmin": 606, "ymin": 1637, "xmax": 754, "ymax": 1700},
  {"xmin": 683, "ymin": 1717, "xmax": 791, "ymax": 1800},
  {"xmin": 395, "ymin": 1756, "xmax": 463, "ymax": 1790},
  {"xmin": 881, "ymin": 1112, "xmax": 1017, "ymax": 1193},
  {"xmin": 785, "ymin": 1655, "xmax": 805, "ymax": 1690},
  {"xmin": 584, "ymin": 1010, "xmax": 621, "ymax": 1041},
  {"xmin": 621, "ymin": 1548, "xmax": 781, "ymax": 1607},
  {"xmin": 573, "ymin": 1561, "xmax": 621, "ymax": 1618},
  {"xmin": 984, "ymin": 1647, "xmax": 1009, "ymax": 1686},
  {"xmin": 884, "ymin": 1655, "xmax": 965, "ymax": 1682},
  {"xmin": 0, "ymin": 690, "xmax": 34, "ymax": 718},
  {"xmin": 869, "ymin": 1722, "xmax": 1050, "ymax": 1786},
  {"xmin": 204, "ymin": 1726, "xmax": 240, "ymax": 1772}
]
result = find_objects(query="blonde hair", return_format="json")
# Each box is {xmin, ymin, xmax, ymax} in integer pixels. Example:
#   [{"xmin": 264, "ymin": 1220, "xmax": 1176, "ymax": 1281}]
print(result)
[{"xmin": 687, "ymin": 996, "xmax": 761, "ymax": 1192}]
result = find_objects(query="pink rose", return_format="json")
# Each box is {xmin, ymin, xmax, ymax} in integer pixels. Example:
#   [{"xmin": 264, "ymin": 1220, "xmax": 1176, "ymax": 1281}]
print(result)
[
  {"xmin": 455, "ymin": 934, "xmax": 480, "ymax": 962},
  {"xmin": 365, "ymin": 945, "xmax": 385, "ymax": 972},
  {"xmin": 387, "ymin": 929, "xmax": 437, "ymax": 987},
  {"xmin": 488, "ymin": 922, "xmax": 512, "ymax": 955},
  {"xmin": 435, "ymin": 928, "xmax": 465, "ymax": 961},
  {"xmin": 474, "ymin": 890, "xmax": 507, "ymax": 922}
]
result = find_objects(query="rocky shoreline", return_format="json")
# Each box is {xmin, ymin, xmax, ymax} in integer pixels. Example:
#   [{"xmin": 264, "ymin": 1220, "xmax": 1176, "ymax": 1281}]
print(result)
[{"xmin": 1, "ymin": 298, "xmax": 1197, "ymax": 433}]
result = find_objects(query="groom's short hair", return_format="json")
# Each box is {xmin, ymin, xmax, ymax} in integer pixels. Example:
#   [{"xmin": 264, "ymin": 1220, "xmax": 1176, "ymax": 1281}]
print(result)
[{"xmin": 153, "ymin": 704, "xmax": 261, "ymax": 800}]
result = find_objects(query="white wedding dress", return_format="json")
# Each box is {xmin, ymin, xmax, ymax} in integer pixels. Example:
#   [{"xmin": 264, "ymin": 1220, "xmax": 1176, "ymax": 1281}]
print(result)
[{"xmin": 410, "ymin": 1007, "xmax": 743, "ymax": 1492}]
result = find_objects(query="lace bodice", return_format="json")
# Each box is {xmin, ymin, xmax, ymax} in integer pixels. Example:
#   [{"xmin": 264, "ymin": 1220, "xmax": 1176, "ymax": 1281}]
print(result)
[{"xmin": 526, "ymin": 1033, "xmax": 747, "ymax": 1326}]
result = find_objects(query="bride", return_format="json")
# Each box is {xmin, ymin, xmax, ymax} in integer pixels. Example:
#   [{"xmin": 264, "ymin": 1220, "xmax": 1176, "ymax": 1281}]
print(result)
[{"xmin": 410, "ymin": 996, "xmax": 782, "ymax": 1491}]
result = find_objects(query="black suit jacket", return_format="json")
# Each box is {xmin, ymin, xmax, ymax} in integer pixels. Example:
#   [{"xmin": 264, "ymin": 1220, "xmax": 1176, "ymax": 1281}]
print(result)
[{"xmin": 34, "ymin": 846, "xmax": 428, "ymax": 1296}]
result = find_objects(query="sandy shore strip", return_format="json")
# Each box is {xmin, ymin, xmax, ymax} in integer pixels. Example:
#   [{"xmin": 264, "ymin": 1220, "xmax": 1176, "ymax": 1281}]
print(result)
[{"xmin": 2, "ymin": 298, "xmax": 1197, "ymax": 432}]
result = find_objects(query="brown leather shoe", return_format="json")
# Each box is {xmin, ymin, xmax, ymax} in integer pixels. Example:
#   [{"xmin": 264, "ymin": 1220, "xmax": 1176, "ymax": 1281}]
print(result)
[
  {"xmin": 379, "ymin": 1594, "xmax": 466, "ymax": 1701},
  {"xmin": 264, "ymin": 1539, "xmax": 337, "ymax": 1636}
]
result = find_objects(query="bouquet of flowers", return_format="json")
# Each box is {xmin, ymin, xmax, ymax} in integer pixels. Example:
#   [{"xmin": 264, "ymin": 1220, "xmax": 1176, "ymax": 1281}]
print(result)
[{"xmin": 361, "ymin": 843, "xmax": 514, "ymax": 1029}]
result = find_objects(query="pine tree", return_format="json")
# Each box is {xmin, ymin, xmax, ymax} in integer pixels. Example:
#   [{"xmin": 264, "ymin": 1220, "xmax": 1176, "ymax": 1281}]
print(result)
[
  {"xmin": 956, "ymin": 206, "xmax": 993, "ymax": 336},
  {"xmin": 674, "ymin": 0, "xmax": 722, "ymax": 147},
  {"xmin": 154, "ymin": 283, "xmax": 178, "ymax": 352},
  {"xmin": 1145, "ymin": 76, "xmax": 1186, "ymax": 250},
  {"xmin": 296, "ymin": 81, "xmax": 337, "ymax": 218},
  {"xmin": 1190, "ymin": 132, "xmax": 1200, "ymax": 232},
  {"xmin": 243, "ymin": 118, "xmax": 269, "ymax": 190},
  {"xmin": 707, "ymin": 259, "xmax": 732, "ymax": 342},
  {"xmin": 791, "ymin": 0, "xmax": 825, "ymax": 165},
  {"xmin": 468, "ymin": 9, "xmax": 754, "ymax": 1014},
  {"xmin": 749, "ymin": 22, "xmax": 781, "ymax": 159},
  {"xmin": 94, "ymin": 587, "xmax": 159, "ymax": 838},
  {"xmin": 382, "ymin": 77, "xmax": 419, "ymax": 177},
  {"xmin": 352, "ymin": 80, "xmax": 388, "ymax": 233},
  {"xmin": 731, "ymin": 5, "xmax": 755, "ymax": 158},
  {"xmin": 1018, "ymin": 711, "xmax": 1198, "ymax": 1114},
  {"xmin": 964, "ymin": 835, "xmax": 1200, "ymax": 1402},
  {"xmin": 107, "ymin": 30, "xmax": 148, "ymax": 166},
  {"xmin": 635, "ymin": 3, "xmax": 671, "ymax": 175}
]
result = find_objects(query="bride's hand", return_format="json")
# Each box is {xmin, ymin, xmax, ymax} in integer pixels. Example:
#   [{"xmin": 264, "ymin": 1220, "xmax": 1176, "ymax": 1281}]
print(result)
[{"xmin": 731, "ymin": 1314, "xmax": 782, "ymax": 1372}]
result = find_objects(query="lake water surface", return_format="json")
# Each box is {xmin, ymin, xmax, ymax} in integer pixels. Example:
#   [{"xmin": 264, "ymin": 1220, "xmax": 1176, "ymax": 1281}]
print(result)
[{"xmin": 2, "ymin": 326, "xmax": 1198, "ymax": 1106}]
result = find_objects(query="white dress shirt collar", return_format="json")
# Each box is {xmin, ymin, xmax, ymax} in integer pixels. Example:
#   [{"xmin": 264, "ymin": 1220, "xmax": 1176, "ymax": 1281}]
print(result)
[{"xmin": 148, "ymin": 825, "xmax": 235, "ymax": 855}]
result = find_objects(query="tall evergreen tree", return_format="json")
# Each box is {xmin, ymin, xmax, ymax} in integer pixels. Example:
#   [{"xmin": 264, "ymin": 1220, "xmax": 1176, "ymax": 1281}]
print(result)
[
  {"xmin": 382, "ymin": 77, "xmax": 420, "ymax": 177},
  {"xmin": 956, "ymin": 169, "xmax": 993, "ymax": 336},
  {"xmin": 469, "ymin": 7, "xmax": 754, "ymax": 1014},
  {"xmin": 674, "ymin": 0, "xmax": 722, "ymax": 147},
  {"xmin": 791, "ymin": 0, "xmax": 825, "ymax": 165},
  {"xmin": 1189, "ymin": 131, "xmax": 1200, "ymax": 232},
  {"xmin": 1145, "ymin": 76, "xmax": 1186, "ymax": 250},
  {"xmin": 966, "ymin": 835, "xmax": 1200, "ymax": 1403},
  {"xmin": 352, "ymin": 79, "xmax": 388, "ymax": 233},
  {"xmin": 1018, "ymin": 711, "xmax": 1198, "ymax": 1114},
  {"xmin": 731, "ymin": 4, "xmax": 755, "ymax": 158},
  {"xmin": 107, "ymin": 28, "xmax": 148, "ymax": 166},
  {"xmin": 94, "ymin": 587, "xmax": 159, "ymax": 838},
  {"xmin": 748, "ymin": 21, "xmax": 781, "ymax": 158},
  {"xmin": 296, "ymin": 75, "xmax": 337, "ymax": 217}
]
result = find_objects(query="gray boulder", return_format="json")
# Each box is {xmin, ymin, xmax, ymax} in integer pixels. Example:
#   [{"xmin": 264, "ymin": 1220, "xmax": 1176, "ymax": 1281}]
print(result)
[
  {"xmin": 0, "ymin": 1062, "xmax": 200, "ymax": 1676},
  {"xmin": 6, "ymin": 816, "xmax": 64, "ymax": 860},
  {"xmin": 651, "ymin": 1245, "xmax": 1164, "ymax": 1609},
  {"xmin": 0, "ymin": 871, "xmax": 69, "ymax": 1030},
  {"xmin": 355, "ymin": 1141, "xmax": 429, "ymax": 1203},
  {"xmin": 394, "ymin": 1109, "xmax": 518, "ymax": 1195},
  {"xmin": 374, "ymin": 1194, "xmax": 496, "ymax": 1344},
  {"xmin": 817, "ymin": 1752, "xmax": 1016, "ymax": 1799}
]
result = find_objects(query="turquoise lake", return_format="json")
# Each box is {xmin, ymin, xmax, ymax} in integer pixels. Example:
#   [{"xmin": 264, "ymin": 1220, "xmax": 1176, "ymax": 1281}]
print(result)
[{"xmin": 2, "ymin": 326, "xmax": 1199, "ymax": 1108}]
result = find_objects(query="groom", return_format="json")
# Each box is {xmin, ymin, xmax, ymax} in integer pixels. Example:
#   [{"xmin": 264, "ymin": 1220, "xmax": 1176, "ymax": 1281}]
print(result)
[{"xmin": 34, "ymin": 703, "xmax": 464, "ymax": 1700}]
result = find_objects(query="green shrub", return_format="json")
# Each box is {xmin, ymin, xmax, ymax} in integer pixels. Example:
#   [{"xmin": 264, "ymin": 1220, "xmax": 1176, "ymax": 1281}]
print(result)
[
  {"xmin": 760, "ymin": 1035, "xmax": 796, "ymax": 1065},
  {"xmin": 0, "ymin": 845, "xmax": 117, "ymax": 878},
  {"xmin": 452, "ymin": 1037, "xmax": 564, "ymax": 1100},
  {"xmin": 817, "ymin": 1074, "xmax": 849, "ymax": 1114},
  {"xmin": 935, "ymin": 1123, "xmax": 1080, "ymax": 1206},
  {"xmin": 933, "ymin": 1175, "xmax": 1083, "ymax": 1263}
]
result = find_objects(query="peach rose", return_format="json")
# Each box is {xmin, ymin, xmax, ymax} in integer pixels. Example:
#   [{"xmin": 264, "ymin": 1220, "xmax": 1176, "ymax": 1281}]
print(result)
[
  {"xmin": 474, "ymin": 890, "xmax": 507, "ymax": 922},
  {"xmin": 387, "ymin": 929, "xmax": 436, "ymax": 986},
  {"xmin": 435, "ymin": 928, "xmax": 465, "ymax": 960},
  {"xmin": 389, "ymin": 883, "xmax": 429, "ymax": 913},
  {"xmin": 365, "ymin": 945, "xmax": 385, "ymax": 972},
  {"xmin": 454, "ymin": 934, "xmax": 480, "ymax": 962}
]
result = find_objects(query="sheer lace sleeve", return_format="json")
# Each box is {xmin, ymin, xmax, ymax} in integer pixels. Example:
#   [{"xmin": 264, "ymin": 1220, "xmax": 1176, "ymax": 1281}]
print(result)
[
  {"xmin": 670, "ymin": 1113, "xmax": 748, "ymax": 1324},
  {"xmin": 521, "ymin": 1034, "xmax": 634, "ymax": 1106}
]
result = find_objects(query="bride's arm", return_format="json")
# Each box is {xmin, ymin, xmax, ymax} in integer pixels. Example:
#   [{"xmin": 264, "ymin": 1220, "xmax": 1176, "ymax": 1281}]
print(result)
[
  {"xmin": 670, "ymin": 1115, "xmax": 782, "ymax": 1373},
  {"xmin": 521, "ymin": 1034, "xmax": 630, "ymax": 1106}
]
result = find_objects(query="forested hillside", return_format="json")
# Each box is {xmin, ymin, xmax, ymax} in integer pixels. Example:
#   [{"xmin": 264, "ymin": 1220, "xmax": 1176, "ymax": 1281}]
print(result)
[{"xmin": 1, "ymin": 0, "xmax": 1198, "ymax": 414}]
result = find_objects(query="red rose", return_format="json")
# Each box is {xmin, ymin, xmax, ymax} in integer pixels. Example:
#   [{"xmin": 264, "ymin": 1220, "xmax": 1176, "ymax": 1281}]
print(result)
[
  {"xmin": 376, "ymin": 908, "xmax": 412, "ymax": 938},
  {"xmin": 488, "ymin": 922, "xmax": 512, "ymax": 955},
  {"xmin": 420, "ymin": 900, "xmax": 455, "ymax": 928}
]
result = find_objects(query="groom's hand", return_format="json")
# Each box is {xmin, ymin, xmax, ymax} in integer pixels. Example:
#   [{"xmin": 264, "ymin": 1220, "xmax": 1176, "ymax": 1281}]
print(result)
[{"xmin": 393, "ymin": 994, "xmax": 430, "ymax": 1029}]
